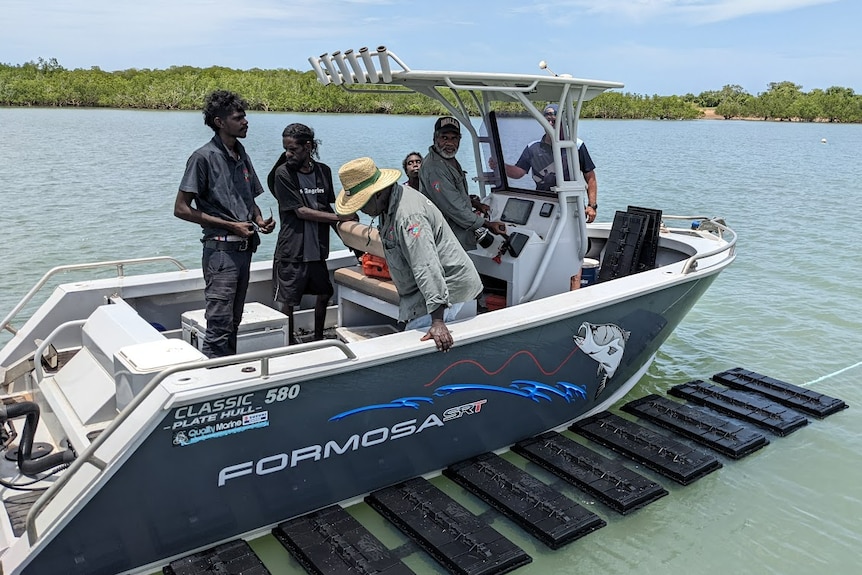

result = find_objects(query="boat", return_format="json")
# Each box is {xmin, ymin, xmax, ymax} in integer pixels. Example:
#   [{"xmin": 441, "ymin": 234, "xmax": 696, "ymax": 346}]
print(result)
[{"xmin": 0, "ymin": 46, "xmax": 736, "ymax": 574}]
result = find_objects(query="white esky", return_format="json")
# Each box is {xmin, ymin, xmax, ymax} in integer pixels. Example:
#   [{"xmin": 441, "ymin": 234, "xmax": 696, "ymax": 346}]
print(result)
[{"xmin": 3, "ymin": 0, "xmax": 857, "ymax": 95}]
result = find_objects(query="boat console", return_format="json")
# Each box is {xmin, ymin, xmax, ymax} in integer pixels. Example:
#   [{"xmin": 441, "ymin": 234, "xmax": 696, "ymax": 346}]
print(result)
[
  {"xmin": 307, "ymin": 48, "xmax": 620, "ymax": 312},
  {"xmin": 467, "ymin": 191, "xmax": 581, "ymax": 306}
]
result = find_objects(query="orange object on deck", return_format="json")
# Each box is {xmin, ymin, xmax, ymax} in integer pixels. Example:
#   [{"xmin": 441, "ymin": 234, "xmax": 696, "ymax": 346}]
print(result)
[
  {"xmin": 485, "ymin": 294, "xmax": 506, "ymax": 311},
  {"xmin": 361, "ymin": 253, "xmax": 391, "ymax": 280}
]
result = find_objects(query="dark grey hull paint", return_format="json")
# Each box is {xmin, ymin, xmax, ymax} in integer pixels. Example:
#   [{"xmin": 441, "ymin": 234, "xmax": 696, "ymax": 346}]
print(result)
[{"xmin": 24, "ymin": 276, "xmax": 715, "ymax": 574}]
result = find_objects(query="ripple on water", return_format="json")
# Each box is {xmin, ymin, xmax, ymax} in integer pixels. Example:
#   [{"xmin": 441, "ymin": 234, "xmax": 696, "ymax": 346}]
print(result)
[{"xmin": 3, "ymin": 110, "xmax": 862, "ymax": 574}]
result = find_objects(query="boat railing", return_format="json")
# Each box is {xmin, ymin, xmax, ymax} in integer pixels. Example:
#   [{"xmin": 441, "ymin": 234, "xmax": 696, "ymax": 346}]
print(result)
[
  {"xmin": 26, "ymin": 338, "xmax": 356, "ymax": 544},
  {"xmin": 1, "ymin": 257, "xmax": 188, "ymax": 337},
  {"xmin": 32, "ymin": 320, "xmax": 87, "ymax": 383},
  {"xmin": 662, "ymin": 216, "xmax": 737, "ymax": 274}
]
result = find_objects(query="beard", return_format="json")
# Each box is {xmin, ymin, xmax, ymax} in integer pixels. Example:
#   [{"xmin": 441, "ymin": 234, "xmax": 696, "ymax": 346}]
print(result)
[{"xmin": 434, "ymin": 145, "xmax": 458, "ymax": 159}]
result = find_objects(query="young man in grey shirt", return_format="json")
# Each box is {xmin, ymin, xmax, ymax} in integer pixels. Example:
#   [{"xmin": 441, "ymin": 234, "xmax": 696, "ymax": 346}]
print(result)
[{"xmin": 174, "ymin": 90, "xmax": 275, "ymax": 358}]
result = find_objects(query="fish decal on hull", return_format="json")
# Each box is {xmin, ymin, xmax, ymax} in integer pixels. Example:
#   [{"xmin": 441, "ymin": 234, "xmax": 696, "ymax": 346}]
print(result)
[{"xmin": 573, "ymin": 321, "xmax": 630, "ymax": 399}]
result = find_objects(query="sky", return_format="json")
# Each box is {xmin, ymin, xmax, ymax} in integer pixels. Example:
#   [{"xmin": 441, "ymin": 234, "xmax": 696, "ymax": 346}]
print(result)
[{"xmin": 3, "ymin": 0, "xmax": 860, "ymax": 96}]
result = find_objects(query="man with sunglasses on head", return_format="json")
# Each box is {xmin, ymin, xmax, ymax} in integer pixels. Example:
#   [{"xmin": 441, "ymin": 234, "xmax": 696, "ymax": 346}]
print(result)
[{"xmin": 496, "ymin": 104, "xmax": 599, "ymax": 223}]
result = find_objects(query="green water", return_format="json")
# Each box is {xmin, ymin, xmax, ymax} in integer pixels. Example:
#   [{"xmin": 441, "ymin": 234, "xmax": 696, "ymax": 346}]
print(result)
[{"xmin": 1, "ymin": 109, "xmax": 859, "ymax": 574}]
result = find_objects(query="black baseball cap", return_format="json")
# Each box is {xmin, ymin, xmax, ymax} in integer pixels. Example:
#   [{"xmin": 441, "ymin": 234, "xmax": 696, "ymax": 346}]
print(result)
[{"xmin": 434, "ymin": 116, "xmax": 460, "ymax": 134}]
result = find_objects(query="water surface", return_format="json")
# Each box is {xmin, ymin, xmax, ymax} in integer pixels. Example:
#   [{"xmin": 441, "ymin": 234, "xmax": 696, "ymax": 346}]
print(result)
[{"xmin": 0, "ymin": 109, "xmax": 859, "ymax": 574}]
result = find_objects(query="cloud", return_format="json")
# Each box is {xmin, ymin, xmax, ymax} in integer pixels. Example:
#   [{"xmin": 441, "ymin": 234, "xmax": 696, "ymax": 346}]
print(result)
[
  {"xmin": 672, "ymin": 0, "xmax": 842, "ymax": 24},
  {"xmin": 520, "ymin": 0, "xmax": 840, "ymax": 24},
  {"xmin": 3, "ymin": 0, "xmax": 399, "ymax": 69},
  {"xmin": 4, "ymin": 0, "xmax": 858, "ymax": 94}
]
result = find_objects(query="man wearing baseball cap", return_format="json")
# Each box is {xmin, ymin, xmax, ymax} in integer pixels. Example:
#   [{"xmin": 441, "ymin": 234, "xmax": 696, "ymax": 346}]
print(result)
[
  {"xmin": 335, "ymin": 157, "xmax": 482, "ymax": 352},
  {"xmin": 418, "ymin": 116, "xmax": 508, "ymax": 250}
]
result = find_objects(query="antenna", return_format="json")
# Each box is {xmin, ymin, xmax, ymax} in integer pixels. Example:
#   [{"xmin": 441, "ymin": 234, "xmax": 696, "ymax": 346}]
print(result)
[{"xmin": 538, "ymin": 60, "xmax": 558, "ymax": 77}]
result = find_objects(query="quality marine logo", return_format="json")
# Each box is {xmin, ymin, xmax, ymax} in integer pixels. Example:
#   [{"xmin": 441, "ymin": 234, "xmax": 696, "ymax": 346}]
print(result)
[{"xmin": 172, "ymin": 411, "xmax": 270, "ymax": 446}]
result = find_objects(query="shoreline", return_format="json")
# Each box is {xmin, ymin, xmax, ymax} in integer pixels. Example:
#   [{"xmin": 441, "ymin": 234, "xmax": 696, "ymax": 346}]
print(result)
[{"xmin": 697, "ymin": 107, "xmax": 841, "ymax": 123}]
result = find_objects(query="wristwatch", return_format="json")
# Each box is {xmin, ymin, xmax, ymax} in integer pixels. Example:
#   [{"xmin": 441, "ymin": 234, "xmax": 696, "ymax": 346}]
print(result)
[{"xmin": 587, "ymin": 203, "xmax": 597, "ymax": 210}]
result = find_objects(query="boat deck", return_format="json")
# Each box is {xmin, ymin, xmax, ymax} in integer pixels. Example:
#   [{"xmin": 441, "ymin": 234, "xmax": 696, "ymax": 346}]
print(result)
[{"xmin": 158, "ymin": 369, "xmax": 846, "ymax": 575}]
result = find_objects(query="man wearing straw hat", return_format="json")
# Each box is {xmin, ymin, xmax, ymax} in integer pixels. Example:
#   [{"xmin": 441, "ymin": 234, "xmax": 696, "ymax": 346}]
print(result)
[{"xmin": 335, "ymin": 157, "xmax": 482, "ymax": 352}]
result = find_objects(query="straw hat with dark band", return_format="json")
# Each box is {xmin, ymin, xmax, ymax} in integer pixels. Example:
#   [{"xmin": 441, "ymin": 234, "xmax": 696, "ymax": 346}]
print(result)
[{"xmin": 335, "ymin": 157, "xmax": 402, "ymax": 215}]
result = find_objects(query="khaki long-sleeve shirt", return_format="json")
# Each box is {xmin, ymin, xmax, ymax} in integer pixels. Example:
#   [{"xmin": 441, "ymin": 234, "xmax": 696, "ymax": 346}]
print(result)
[{"xmin": 379, "ymin": 185, "xmax": 482, "ymax": 323}]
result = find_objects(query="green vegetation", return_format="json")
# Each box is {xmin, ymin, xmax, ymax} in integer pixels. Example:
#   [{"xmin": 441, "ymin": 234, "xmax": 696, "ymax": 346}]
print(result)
[
  {"xmin": 2, "ymin": 58, "xmax": 861, "ymax": 123},
  {"xmin": 682, "ymin": 82, "xmax": 862, "ymax": 122}
]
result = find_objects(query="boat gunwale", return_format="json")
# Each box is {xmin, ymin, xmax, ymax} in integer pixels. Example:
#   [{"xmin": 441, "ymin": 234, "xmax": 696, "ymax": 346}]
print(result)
[{"xmin": 20, "ymin": 230, "xmax": 734, "ymax": 548}]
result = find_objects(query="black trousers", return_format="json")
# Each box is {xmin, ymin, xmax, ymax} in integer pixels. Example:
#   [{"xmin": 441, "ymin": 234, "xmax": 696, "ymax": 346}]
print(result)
[{"xmin": 201, "ymin": 247, "xmax": 253, "ymax": 358}]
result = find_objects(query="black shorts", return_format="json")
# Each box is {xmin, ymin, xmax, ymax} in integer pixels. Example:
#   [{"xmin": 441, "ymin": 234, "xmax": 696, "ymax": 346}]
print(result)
[{"xmin": 273, "ymin": 260, "xmax": 333, "ymax": 307}]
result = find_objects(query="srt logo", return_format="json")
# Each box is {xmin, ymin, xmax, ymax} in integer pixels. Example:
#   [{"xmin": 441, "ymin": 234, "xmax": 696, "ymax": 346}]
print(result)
[{"xmin": 442, "ymin": 399, "xmax": 487, "ymax": 421}]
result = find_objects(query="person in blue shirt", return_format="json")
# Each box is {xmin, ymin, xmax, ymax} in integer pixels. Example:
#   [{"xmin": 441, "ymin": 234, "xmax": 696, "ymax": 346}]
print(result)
[{"xmin": 498, "ymin": 104, "xmax": 599, "ymax": 223}]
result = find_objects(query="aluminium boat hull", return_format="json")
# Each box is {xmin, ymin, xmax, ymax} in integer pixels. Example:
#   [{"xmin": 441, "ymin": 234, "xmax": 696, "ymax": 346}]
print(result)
[{"xmin": 18, "ymin": 273, "xmax": 716, "ymax": 574}]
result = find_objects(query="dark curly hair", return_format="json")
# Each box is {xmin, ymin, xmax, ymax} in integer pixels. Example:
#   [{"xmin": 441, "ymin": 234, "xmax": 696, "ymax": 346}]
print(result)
[
  {"xmin": 282, "ymin": 123, "xmax": 321, "ymax": 159},
  {"xmin": 402, "ymin": 151, "xmax": 422, "ymax": 171},
  {"xmin": 202, "ymin": 90, "xmax": 248, "ymax": 132}
]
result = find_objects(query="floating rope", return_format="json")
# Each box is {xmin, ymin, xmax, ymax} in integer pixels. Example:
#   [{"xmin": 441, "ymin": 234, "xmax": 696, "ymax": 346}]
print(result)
[{"xmin": 804, "ymin": 359, "xmax": 862, "ymax": 387}]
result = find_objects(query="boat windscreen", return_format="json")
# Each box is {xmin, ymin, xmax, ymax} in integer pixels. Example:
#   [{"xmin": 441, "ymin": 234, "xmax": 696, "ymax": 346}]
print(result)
[{"xmin": 479, "ymin": 113, "xmax": 559, "ymax": 197}]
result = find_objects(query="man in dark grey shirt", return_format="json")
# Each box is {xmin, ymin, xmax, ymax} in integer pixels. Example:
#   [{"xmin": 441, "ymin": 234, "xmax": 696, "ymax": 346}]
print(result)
[
  {"xmin": 174, "ymin": 90, "xmax": 275, "ymax": 358},
  {"xmin": 418, "ymin": 117, "xmax": 506, "ymax": 251}
]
